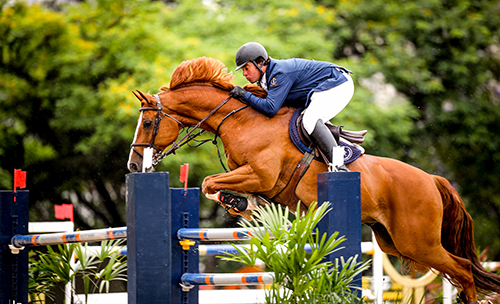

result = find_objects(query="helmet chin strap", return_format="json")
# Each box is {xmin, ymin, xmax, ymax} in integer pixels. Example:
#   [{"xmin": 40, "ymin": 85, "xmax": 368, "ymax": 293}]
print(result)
[{"xmin": 251, "ymin": 60, "xmax": 267, "ymax": 82}]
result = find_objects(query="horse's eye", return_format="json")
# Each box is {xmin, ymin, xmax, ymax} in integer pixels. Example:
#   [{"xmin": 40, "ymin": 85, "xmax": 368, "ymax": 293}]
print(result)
[{"xmin": 143, "ymin": 119, "xmax": 153, "ymax": 128}]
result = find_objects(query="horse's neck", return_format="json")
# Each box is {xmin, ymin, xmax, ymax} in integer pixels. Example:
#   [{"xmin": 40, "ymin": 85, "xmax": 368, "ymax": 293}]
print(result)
[
  {"xmin": 168, "ymin": 86, "xmax": 294, "ymax": 139},
  {"xmin": 170, "ymin": 86, "xmax": 252, "ymax": 132}
]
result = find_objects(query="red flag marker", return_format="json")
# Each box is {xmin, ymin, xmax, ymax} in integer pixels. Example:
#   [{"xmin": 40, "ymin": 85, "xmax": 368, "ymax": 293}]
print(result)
[
  {"xmin": 54, "ymin": 204, "xmax": 74, "ymax": 222},
  {"xmin": 180, "ymin": 163, "xmax": 189, "ymax": 193},
  {"xmin": 14, "ymin": 169, "xmax": 26, "ymax": 191},
  {"xmin": 13, "ymin": 169, "xmax": 27, "ymax": 202}
]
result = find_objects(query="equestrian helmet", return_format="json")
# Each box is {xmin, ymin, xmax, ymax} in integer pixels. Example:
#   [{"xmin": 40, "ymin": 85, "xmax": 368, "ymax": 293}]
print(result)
[{"xmin": 235, "ymin": 42, "xmax": 268, "ymax": 71}]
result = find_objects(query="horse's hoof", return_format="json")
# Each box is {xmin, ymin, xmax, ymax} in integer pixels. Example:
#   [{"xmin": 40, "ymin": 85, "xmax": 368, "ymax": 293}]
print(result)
[{"xmin": 205, "ymin": 192, "xmax": 219, "ymax": 201}]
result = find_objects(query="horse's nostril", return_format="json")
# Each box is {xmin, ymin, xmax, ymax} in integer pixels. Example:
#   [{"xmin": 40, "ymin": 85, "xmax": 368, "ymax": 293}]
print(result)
[{"xmin": 130, "ymin": 163, "xmax": 139, "ymax": 172}]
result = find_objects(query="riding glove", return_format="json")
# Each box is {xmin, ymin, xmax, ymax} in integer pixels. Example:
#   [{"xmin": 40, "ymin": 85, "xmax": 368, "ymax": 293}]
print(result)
[{"xmin": 230, "ymin": 86, "xmax": 247, "ymax": 101}]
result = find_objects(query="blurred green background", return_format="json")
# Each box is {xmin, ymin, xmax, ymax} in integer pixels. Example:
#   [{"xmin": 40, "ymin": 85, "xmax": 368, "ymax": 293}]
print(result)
[{"xmin": 1, "ymin": 0, "xmax": 499, "ymax": 260}]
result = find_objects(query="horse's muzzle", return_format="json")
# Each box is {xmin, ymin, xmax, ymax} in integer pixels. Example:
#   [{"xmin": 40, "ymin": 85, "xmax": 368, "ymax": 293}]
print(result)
[{"xmin": 128, "ymin": 160, "xmax": 155, "ymax": 173}]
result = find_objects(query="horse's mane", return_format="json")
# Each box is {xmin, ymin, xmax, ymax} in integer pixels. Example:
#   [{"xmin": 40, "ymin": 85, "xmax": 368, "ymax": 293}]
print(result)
[
  {"xmin": 164, "ymin": 57, "xmax": 234, "ymax": 91},
  {"xmin": 161, "ymin": 56, "xmax": 267, "ymax": 98}
]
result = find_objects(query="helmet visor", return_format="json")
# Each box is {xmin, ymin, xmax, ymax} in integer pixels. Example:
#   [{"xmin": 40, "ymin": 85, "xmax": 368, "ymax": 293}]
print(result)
[{"xmin": 235, "ymin": 61, "xmax": 249, "ymax": 71}]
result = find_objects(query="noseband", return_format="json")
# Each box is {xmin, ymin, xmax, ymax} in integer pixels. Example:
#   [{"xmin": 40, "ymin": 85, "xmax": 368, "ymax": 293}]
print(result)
[{"xmin": 130, "ymin": 93, "xmax": 242, "ymax": 168}]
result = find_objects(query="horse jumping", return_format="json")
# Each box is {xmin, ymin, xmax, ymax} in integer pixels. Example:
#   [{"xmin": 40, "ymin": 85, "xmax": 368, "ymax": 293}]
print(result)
[{"xmin": 127, "ymin": 57, "xmax": 500, "ymax": 303}]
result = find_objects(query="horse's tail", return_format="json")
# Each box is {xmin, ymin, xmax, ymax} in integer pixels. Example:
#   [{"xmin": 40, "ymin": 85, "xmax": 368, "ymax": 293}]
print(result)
[{"xmin": 432, "ymin": 175, "xmax": 500, "ymax": 295}]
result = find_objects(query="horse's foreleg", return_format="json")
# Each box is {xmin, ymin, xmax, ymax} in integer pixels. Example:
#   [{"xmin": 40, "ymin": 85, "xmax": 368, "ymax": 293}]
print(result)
[
  {"xmin": 202, "ymin": 165, "xmax": 275, "ymax": 220},
  {"xmin": 202, "ymin": 164, "xmax": 272, "ymax": 195}
]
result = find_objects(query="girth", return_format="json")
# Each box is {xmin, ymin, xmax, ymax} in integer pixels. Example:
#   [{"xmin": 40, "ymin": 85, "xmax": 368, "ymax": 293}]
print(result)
[{"xmin": 271, "ymin": 151, "xmax": 315, "ymax": 212}]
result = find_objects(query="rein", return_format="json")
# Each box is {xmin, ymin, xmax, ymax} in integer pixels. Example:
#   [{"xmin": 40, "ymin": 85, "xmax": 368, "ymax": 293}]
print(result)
[
  {"xmin": 212, "ymin": 104, "xmax": 249, "ymax": 172},
  {"xmin": 131, "ymin": 93, "xmax": 247, "ymax": 170}
]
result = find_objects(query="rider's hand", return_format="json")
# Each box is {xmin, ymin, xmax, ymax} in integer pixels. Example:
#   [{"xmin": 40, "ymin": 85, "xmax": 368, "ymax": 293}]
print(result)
[{"xmin": 230, "ymin": 86, "xmax": 247, "ymax": 101}]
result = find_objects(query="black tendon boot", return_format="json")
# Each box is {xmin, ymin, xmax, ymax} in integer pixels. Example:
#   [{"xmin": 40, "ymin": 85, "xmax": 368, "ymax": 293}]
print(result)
[
  {"xmin": 308, "ymin": 120, "xmax": 349, "ymax": 172},
  {"xmin": 218, "ymin": 191, "xmax": 248, "ymax": 212}
]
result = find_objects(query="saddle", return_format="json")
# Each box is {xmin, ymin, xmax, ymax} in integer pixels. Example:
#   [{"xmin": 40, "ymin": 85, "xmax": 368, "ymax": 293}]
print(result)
[
  {"xmin": 269, "ymin": 109, "xmax": 367, "ymax": 207},
  {"xmin": 289, "ymin": 108, "xmax": 366, "ymax": 164}
]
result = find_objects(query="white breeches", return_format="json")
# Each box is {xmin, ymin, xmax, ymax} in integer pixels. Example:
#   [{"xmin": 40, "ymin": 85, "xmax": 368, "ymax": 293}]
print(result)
[{"xmin": 302, "ymin": 73, "xmax": 354, "ymax": 135}]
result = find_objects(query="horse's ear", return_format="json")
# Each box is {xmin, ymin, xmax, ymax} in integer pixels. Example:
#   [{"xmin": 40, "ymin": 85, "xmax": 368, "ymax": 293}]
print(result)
[
  {"xmin": 134, "ymin": 90, "xmax": 150, "ymax": 102},
  {"xmin": 132, "ymin": 90, "xmax": 142, "ymax": 101}
]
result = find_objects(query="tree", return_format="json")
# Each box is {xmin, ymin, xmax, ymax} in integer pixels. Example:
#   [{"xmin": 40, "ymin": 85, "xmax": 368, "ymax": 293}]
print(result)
[{"xmin": 0, "ymin": 0, "xmax": 171, "ymax": 228}]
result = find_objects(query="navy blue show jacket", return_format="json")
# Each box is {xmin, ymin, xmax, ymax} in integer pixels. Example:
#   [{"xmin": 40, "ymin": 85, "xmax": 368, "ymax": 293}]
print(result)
[{"xmin": 243, "ymin": 58, "xmax": 352, "ymax": 117}]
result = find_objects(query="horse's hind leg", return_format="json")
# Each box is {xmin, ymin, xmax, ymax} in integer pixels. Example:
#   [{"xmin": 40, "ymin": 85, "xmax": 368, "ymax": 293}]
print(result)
[
  {"xmin": 369, "ymin": 223, "xmax": 479, "ymax": 303},
  {"xmin": 391, "ymin": 230, "xmax": 477, "ymax": 303},
  {"xmin": 369, "ymin": 224, "xmax": 478, "ymax": 302},
  {"xmin": 418, "ymin": 248, "xmax": 476, "ymax": 303}
]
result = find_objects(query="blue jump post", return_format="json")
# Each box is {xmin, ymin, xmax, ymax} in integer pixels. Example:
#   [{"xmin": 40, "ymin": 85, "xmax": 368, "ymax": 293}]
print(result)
[
  {"xmin": 0, "ymin": 190, "xmax": 29, "ymax": 304},
  {"xmin": 317, "ymin": 171, "xmax": 362, "ymax": 292},
  {"xmin": 126, "ymin": 172, "xmax": 199, "ymax": 304}
]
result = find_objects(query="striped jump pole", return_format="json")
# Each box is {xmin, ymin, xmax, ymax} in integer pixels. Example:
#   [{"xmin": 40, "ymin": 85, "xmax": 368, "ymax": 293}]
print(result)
[
  {"xmin": 181, "ymin": 273, "xmax": 274, "ymax": 288},
  {"xmin": 198, "ymin": 242, "xmax": 367, "ymax": 258},
  {"xmin": 10, "ymin": 227, "xmax": 127, "ymax": 248},
  {"xmin": 201, "ymin": 243, "xmax": 312, "ymax": 256},
  {"xmin": 177, "ymin": 227, "xmax": 274, "ymax": 241}
]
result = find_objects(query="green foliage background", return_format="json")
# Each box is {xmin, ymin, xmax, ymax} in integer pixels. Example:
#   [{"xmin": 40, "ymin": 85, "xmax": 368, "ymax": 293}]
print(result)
[{"xmin": 1, "ymin": 0, "xmax": 499, "ymax": 259}]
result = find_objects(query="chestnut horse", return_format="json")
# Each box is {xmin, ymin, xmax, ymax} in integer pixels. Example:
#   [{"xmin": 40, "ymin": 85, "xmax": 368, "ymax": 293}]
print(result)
[{"xmin": 127, "ymin": 57, "xmax": 500, "ymax": 303}]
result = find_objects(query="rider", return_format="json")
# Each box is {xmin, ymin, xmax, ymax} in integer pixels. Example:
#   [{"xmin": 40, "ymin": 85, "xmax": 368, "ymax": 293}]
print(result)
[{"xmin": 230, "ymin": 42, "xmax": 354, "ymax": 172}]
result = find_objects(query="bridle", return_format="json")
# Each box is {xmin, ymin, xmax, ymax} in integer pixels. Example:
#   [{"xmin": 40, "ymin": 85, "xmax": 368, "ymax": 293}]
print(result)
[
  {"xmin": 130, "ymin": 94, "xmax": 184, "ymax": 162},
  {"xmin": 130, "ymin": 93, "xmax": 247, "ymax": 170}
]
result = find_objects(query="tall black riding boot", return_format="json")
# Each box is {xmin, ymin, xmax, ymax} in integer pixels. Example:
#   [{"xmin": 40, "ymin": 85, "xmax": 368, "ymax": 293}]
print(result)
[{"xmin": 308, "ymin": 120, "xmax": 349, "ymax": 172}]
